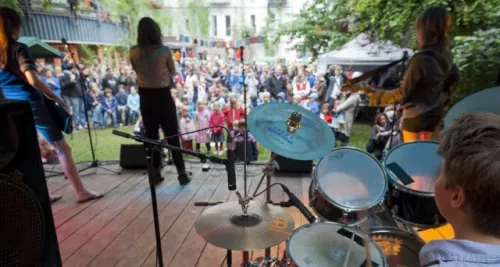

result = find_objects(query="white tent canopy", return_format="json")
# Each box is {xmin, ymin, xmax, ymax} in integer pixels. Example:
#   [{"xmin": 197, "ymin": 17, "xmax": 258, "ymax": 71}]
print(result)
[{"xmin": 317, "ymin": 33, "xmax": 413, "ymax": 73}]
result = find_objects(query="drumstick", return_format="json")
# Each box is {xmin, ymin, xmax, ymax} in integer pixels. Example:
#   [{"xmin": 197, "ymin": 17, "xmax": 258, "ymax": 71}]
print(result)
[
  {"xmin": 342, "ymin": 233, "xmax": 356, "ymax": 267},
  {"xmin": 365, "ymin": 237, "xmax": 373, "ymax": 267}
]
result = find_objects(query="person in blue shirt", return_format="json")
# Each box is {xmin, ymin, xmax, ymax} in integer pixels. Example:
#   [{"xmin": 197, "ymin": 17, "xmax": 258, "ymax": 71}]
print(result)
[
  {"xmin": 126, "ymin": 86, "xmax": 140, "ymax": 125},
  {"xmin": 307, "ymin": 92, "xmax": 320, "ymax": 115},
  {"xmin": 0, "ymin": 7, "xmax": 102, "ymax": 203},
  {"xmin": 101, "ymin": 88, "xmax": 118, "ymax": 127},
  {"xmin": 42, "ymin": 69, "xmax": 61, "ymax": 96},
  {"xmin": 115, "ymin": 84, "xmax": 128, "ymax": 125}
]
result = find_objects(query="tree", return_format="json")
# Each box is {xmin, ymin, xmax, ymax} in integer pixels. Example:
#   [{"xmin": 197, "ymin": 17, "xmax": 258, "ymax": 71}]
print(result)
[
  {"xmin": 279, "ymin": 0, "xmax": 500, "ymax": 102},
  {"xmin": 185, "ymin": 0, "xmax": 210, "ymax": 36}
]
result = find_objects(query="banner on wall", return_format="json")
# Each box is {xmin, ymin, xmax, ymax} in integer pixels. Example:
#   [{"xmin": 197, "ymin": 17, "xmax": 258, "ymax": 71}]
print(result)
[{"xmin": 178, "ymin": 35, "xmax": 265, "ymax": 48}]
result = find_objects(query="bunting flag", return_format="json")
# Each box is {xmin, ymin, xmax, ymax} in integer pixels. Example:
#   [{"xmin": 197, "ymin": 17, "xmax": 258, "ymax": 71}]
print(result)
[{"xmin": 179, "ymin": 35, "xmax": 265, "ymax": 48}]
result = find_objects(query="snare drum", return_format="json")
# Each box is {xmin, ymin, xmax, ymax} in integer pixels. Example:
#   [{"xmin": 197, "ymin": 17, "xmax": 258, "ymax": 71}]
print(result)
[
  {"xmin": 309, "ymin": 147, "xmax": 388, "ymax": 225},
  {"xmin": 384, "ymin": 141, "xmax": 447, "ymax": 228},
  {"xmin": 286, "ymin": 222, "xmax": 386, "ymax": 267}
]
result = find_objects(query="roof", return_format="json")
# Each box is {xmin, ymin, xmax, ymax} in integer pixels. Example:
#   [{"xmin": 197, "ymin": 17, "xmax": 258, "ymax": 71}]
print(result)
[{"xmin": 18, "ymin": 36, "xmax": 61, "ymax": 58}]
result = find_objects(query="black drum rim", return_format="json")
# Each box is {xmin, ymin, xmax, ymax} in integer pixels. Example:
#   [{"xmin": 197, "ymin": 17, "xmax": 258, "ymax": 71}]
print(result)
[
  {"xmin": 314, "ymin": 147, "xmax": 388, "ymax": 212},
  {"xmin": 384, "ymin": 140, "xmax": 440, "ymax": 197},
  {"xmin": 286, "ymin": 221, "xmax": 387, "ymax": 267}
]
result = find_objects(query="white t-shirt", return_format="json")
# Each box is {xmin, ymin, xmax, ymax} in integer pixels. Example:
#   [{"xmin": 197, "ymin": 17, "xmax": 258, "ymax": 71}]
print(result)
[{"xmin": 330, "ymin": 75, "xmax": 342, "ymax": 99}]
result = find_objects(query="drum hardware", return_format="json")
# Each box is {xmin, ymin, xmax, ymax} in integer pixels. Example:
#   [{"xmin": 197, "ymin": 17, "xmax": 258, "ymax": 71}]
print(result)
[
  {"xmin": 391, "ymin": 187, "xmax": 400, "ymax": 197},
  {"xmin": 286, "ymin": 112, "xmax": 302, "ymax": 133}
]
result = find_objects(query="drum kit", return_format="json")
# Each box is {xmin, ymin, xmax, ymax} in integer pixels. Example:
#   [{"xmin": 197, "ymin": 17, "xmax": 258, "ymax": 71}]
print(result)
[{"xmin": 194, "ymin": 103, "xmax": 444, "ymax": 267}]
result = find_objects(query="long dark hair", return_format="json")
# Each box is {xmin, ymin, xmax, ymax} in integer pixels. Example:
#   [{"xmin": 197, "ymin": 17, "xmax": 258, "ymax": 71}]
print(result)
[
  {"xmin": 0, "ymin": 7, "xmax": 22, "ymax": 66},
  {"xmin": 137, "ymin": 17, "xmax": 162, "ymax": 48},
  {"xmin": 416, "ymin": 6, "xmax": 451, "ymax": 50}
]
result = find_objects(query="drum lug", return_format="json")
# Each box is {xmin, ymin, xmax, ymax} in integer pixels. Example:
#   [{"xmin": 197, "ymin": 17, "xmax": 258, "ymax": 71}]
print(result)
[{"xmin": 391, "ymin": 188, "xmax": 400, "ymax": 197}]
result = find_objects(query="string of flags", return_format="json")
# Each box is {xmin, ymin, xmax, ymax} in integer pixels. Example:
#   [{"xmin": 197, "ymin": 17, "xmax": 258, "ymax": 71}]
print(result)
[{"xmin": 178, "ymin": 35, "xmax": 264, "ymax": 48}]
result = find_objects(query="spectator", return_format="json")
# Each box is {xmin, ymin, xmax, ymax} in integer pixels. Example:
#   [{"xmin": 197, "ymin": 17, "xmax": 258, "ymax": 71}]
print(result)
[
  {"xmin": 42, "ymin": 69, "xmax": 61, "ymax": 96},
  {"xmin": 366, "ymin": 113, "xmax": 392, "ymax": 160},
  {"xmin": 101, "ymin": 67, "xmax": 119, "ymax": 94},
  {"xmin": 115, "ymin": 85, "xmax": 128, "ymax": 126},
  {"xmin": 179, "ymin": 105, "xmax": 196, "ymax": 151},
  {"xmin": 194, "ymin": 99, "xmax": 211, "ymax": 153},
  {"xmin": 223, "ymin": 92, "xmax": 245, "ymax": 132},
  {"xmin": 60, "ymin": 66, "xmax": 86, "ymax": 130},
  {"xmin": 209, "ymin": 101, "xmax": 225, "ymax": 155},
  {"xmin": 324, "ymin": 65, "xmax": 347, "ymax": 106},
  {"xmin": 264, "ymin": 65, "xmax": 287, "ymax": 99},
  {"xmin": 292, "ymin": 74, "xmax": 311, "ymax": 106},
  {"xmin": 307, "ymin": 93, "xmax": 320, "ymax": 115},
  {"xmin": 86, "ymin": 83, "xmax": 104, "ymax": 128},
  {"xmin": 332, "ymin": 88, "xmax": 361, "ymax": 146},
  {"xmin": 232, "ymin": 120, "xmax": 259, "ymax": 163},
  {"xmin": 127, "ymin": 86, "xmax": 140, "ymax": 125},
  {"xmin": 101, "ymin": 88, "xmax": 118, "ymax": 127}
]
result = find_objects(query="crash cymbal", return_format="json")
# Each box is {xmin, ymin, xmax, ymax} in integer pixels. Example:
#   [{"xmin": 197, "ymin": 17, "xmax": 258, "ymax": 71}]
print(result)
[
  {"xmin": 247, "ymin": 103, "xmax": 335, "ymax": 160},
  {"xmin": 0, "ymin": 110, "xmax": 18, "ymax": 170},
  {"xmin": 195, "ymin": 201, "xmax": 295, "ymax": 251},
  {"xmin": 444, "ymin": 86, "xmax": 500, "ymax": 128}
]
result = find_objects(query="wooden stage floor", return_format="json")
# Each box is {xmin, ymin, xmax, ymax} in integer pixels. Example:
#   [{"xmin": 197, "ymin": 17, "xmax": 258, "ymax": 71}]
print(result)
[{"xmin": 46, "ymin": 162, "xmax": 453, "ymax": 267}]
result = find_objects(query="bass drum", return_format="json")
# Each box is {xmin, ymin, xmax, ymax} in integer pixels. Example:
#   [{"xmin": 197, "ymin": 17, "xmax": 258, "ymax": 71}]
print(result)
[
  {"xmin": 286, "ymin": 221, "xmax": 386, "ymax": 267},
  {"xmin": 384, "ymin": 141, "xmax": 446, "ymax": 229},
  {"xmin": 309, "ymin": 147, "xmax": 387, "ymax": 225},
  {"xmin": 359, "ymin": 205, "xmax": 425, "ymax": 267}
]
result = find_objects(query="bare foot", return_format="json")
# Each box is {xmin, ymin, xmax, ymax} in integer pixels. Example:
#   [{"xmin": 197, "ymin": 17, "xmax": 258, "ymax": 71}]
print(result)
[{"xmin": 76, "ymin": 190, "xmax": 104, "ymax": 204}]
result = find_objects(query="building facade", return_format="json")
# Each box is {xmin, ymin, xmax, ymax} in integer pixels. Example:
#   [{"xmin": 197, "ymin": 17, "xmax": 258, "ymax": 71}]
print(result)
[{"xmin": 163, "ymin": 0, "xmax": 307, "ymax": 59}]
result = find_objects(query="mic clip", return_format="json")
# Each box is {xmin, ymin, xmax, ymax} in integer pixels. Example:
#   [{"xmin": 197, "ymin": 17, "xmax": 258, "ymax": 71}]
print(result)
[{"xmin": 235, "ymin": 191, "xmax": 252, "ymax": 215}]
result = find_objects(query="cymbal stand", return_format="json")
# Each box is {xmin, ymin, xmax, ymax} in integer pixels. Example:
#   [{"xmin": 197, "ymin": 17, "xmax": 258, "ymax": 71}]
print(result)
[{"xmin": 251, "ymin": 153, "xmax": 277, "ymax": 267}]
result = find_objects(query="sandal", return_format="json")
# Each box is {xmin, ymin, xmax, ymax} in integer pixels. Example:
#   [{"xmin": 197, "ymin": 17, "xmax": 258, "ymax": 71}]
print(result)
[
  {"xmin": 50, "ymin": 195, "xmax": 63, "ymax": 204},
  {"xmin": 76, "ymin": 193, "xmax": 104, "ymax": 204}
]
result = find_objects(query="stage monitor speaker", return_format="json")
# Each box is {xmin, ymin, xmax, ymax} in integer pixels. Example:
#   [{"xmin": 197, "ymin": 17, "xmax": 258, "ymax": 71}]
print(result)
[
  {"xmin": 274, "ymin": 153, "xmax": 313, "ymax": 173},
  {"xmin": 0, "ymin": 100, "xmax": 62, "ymax": 267},
  {"xmin": 119, "ymin": 144, "xmax": 165, "ymax": 169}
]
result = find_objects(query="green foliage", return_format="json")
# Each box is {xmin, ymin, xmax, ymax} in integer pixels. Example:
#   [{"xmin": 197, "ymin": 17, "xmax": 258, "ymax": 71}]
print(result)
[
  {"xmin": 0, "ymin": 0, "xmax": 23, "ymax": 13},
  {"xmin": 76, "ymin": 44, "xmax": 97, "ymax": 65},
  {"xmin": 232, "ymin": 25, "xmax": 253, "ymax": 39},
  {"xmin": 281, "ymin": 0, "xmax": 500, "ymax": 102},
  {"xmin": 186, "ymin": 0, "xmax": 210, "ymax": 36},
  {"xmin": 262, "ymin": 11, "xmax": 277, "ymax": 56}
]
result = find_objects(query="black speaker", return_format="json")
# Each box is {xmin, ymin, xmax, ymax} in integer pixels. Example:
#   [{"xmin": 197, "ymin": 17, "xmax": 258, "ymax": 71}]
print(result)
[
  {"xmin": 274, "ymin": 153, "xmax": 313, "ymax": 173},
  {"xmin": 119, "ymin": 144, "xmax": 147, "ymax": 169},
  {"xmin": 0, "ymin": 100, "xmax": 62, "ymax": 267}
]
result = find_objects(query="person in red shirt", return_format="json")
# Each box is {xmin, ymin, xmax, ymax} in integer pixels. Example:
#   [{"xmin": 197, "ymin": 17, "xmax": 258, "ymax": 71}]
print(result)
[
  {"xmin": 223, "ymin": 92, "xmax": 245, "ymax": 133},
  {"xmin": 209, "ymin": 101, "xmax": 226, "ymax": 155}
]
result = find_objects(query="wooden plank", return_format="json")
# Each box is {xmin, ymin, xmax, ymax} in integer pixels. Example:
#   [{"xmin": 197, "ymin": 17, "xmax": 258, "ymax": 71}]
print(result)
[
  {"xmin": 56, "ymin": 172, "xmax": 145, "ymax": 242},
  {"xmin": 141, "ymin": 175, "xmax": 225, "ymax": 266},
  {"xmin": 59, "ymin": 177, "xmax": 152, "ymax": 263},
  {"xmin": 87, "ymin": 169, "xmax": 188, "ymax": 267},
  {"xmin": 112, "ymin": 169, "xmax": 207, "ymax": 267}
]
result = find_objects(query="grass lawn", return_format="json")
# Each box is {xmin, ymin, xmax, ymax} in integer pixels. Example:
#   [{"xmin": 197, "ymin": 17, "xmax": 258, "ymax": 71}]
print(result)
[{"xmin": 66, "ymin": 123, "xmax": 374, "ymax": 163}]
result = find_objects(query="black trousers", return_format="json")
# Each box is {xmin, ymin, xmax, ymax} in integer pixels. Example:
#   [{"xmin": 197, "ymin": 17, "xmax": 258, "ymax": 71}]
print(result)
[{"xmin": 139, "ymin": 87, "xmax": 185, "ymax": 174}]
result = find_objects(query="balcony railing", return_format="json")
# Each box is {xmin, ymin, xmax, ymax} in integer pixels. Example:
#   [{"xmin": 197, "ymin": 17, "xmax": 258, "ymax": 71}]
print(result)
[{"xmin": 268, "ymin": 0, "xmax": 287, "ymax": 7}]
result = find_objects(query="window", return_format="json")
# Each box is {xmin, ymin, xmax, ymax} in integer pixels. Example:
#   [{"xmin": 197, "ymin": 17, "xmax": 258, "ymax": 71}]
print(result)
[
  {"xmin": 212, "ymin": 15, "xmax": 217, "ymax": 36},
  {"xmin": 225, "ymin": 15, "xmax": 231, "ymax": 36},
  {"xmin": 251, "ymin": 15, "xmax": 256, "ymax": 34}
]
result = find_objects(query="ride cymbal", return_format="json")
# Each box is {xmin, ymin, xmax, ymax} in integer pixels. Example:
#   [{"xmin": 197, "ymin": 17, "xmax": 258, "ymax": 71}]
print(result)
[
  {"xmin": 247, "ymin": 103, "xmax": 335, "ymax": 161},
  {"xmin": 195, "ymin": 201, "xmax": 295, "ymax": 251}
]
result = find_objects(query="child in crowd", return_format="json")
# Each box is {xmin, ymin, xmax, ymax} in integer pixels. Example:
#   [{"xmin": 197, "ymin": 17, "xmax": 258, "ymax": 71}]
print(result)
[
  {"xmin": 320, "ymin": 103, "xmax": 334, "ymax": 133},
  {"xmin": 115, "ymin": 84, "xmax": 128, "ymax": 126},
  {"xmin": 232, "ymin": 120, "xmax": 259, "ymax": 163},
  {"xmin": 277, "ymin": 92, "xmax": 287, "ymax": 103},
  {"xmin": 87, "ymin": 83, "xmax": 103, "ymax": 128},
  {"xmin": 366, "ymin": 113, "xmax": 391, "ymax": 160},
  {"xmin": 249, "ymin": 95, "xmax": 259, "ymax": 108},
  {"xmin": 307, "ymin": 93, "xmax": 320, "ymax": 115},
  {"xmin": 39, "ymin": 135, "xmax": 58, "ymax": 164},
  {"xmin": 332, "ymin": 95, "xmax": 345, "ymax": 126},
  {"xmin": 209, "ymin": 101, "xmax": 225, "ymax": 155},
  {"xmin": 261, "ymin": 91, "xmax": 271, "ymax": 105},
  {"xmin": 223, "ymin": 93, "xmax": 245, "ymax": 133},
  {"xmin": 419, "ymin": 113, "xmax": 500, "ymax": 266},
  {"xmin": 179, "ymin": 106, "xmax": 196, "ymax": 151},
  {"xmin": 101, "ymin": 88, "xmax": 118, "ymax": 128},
  {"xmin": 195, "ymin": 100, "xmax": 212, "ymax": 153},
  {"xmin": 127, "ymin": 86, "xmax": 140, "ymax": 125}
]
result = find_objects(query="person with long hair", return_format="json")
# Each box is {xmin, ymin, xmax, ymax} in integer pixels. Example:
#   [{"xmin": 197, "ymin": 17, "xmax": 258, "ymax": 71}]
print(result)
[
  {"xmin": 355, "ymin": 6, "xmax": 460, "ymax": 142},
  {"xmin": 0, "ymin": 7, "xmax": 102, "ymax": 203},
  {"xmin": 129, "ymin": 17, "xmax": 191, "ymax": 185}
]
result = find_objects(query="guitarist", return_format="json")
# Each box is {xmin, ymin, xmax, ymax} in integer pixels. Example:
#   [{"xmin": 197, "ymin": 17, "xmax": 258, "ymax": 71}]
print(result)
[
  {"xmin": 0, "ymin": 7, "xmax": 102, "ymax": 203},
  {"xmin": 346, "ymin": 6, "xmax": 460, "ymax": 142}
]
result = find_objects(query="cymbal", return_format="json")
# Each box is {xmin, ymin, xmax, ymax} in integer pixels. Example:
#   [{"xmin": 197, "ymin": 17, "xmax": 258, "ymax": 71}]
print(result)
[
  {"xmin": 444, "ymin": 86, "xmax": 500, "ymax": 128},
  {"xmin": 195, "ymin": 201, "xmax": 295, "ymax": 251},
  {"xmin": 247, "ymin": 103, "xmax": 335, "ymax": 160}
]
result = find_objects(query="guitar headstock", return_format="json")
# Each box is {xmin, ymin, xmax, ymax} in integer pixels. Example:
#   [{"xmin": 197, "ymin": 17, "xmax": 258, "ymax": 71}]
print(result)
[{"xmin": 341, "ymin": 83, "xmax": 366, "ymax": 94}]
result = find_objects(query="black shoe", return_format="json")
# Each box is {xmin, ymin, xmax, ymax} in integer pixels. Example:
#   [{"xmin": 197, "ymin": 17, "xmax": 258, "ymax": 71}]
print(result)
[{"xmin": 178, "ymin": 173, "xmax": 191, "ymax": 185}]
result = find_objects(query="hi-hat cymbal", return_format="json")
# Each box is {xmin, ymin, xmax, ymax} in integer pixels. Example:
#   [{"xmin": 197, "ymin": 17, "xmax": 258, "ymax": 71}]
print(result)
[
  {"xmin": 195, "ymin": 201, "xmax": 295, "ymax": 251},
  {"xmin": 247, "ymin": 103, "xmax": 335, "ymax": 160}
]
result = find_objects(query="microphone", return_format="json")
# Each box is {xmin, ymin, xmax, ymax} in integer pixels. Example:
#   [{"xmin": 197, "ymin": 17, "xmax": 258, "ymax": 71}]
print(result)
[
  {"xmin": 112, "ymin": 130, "xmax": 133, "ymax": 139},
  {"xmin": 281, "ymin": 185, "xmax": 316, "ymax": 223},
  {"xmin": 226, "ymin": 135, "xmax": 237, "ymax": 191}
]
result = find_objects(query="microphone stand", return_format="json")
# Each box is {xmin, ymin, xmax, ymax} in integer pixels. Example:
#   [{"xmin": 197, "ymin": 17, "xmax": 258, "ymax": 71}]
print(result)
[
  {"xmin": 112, "ymin": 130, "xmax": 233, "ymax": 267},
  {"xmin": 62, "ymin": 39, "xmax": 121, "ymax": 176},
  {"xmin": 388, "ymin": 51, "xmax": 409, "ymax": 148}
]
